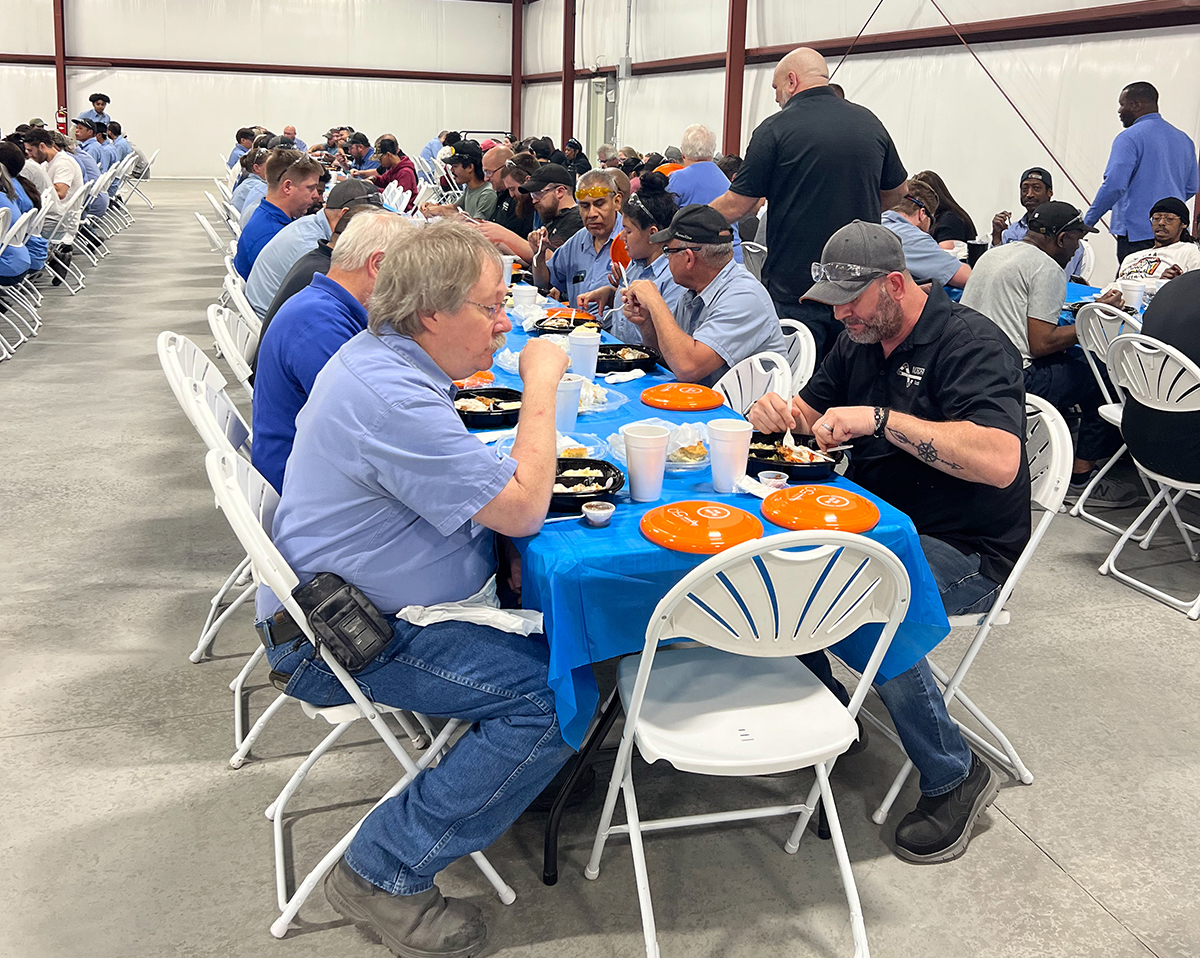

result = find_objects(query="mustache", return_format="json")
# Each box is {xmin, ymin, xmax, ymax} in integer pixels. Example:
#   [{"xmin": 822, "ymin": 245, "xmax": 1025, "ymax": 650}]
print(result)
[{"xmin": 490, "ymin": 332, "xmax": 507, "ymax": 352}]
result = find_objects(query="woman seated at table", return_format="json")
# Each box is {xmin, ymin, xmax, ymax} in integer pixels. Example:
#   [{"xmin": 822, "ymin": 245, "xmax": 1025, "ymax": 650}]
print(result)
[
  {"xmin": 1103, "ymin": 197, "xmax": 1200, "ymax": 298},
  {"xmin": 576, "ymin": 171, "xmax": 684, "ymax": 338}
]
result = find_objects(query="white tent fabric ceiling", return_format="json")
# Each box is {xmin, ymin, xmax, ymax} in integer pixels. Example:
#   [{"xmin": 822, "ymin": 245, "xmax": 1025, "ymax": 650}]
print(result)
[{"xmin": 4, "ymin": 0, "xmax": 1198, "ymax": 274}]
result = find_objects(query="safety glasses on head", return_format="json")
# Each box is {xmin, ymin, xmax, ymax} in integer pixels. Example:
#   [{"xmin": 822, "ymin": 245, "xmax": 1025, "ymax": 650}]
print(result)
[
  {"xmin": 811, "ymin": 262, "xmax": 888, "ymax": 283},
  {"xmin": 575, "ymin": 186, "xmax": 614, "ymax": 201}
]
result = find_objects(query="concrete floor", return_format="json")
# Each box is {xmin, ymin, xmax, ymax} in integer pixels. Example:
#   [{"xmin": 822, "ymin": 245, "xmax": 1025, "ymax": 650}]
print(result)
[{"xmin": 2, "ymin": 180, "xmax": 1197, "ymax": 958}]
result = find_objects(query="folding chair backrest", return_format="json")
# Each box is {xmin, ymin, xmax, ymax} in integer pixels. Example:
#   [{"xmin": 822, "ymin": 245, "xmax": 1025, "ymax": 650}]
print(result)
[
  {"xmin": 157, "ymin": 330, "xmax": 228, "ymax": 418},
  {"xmin": 5, "ymin": 209, "xmax": 34, "ymax": 248},
  {"xmin": 1079, "ymin": 241, "xmax": 1095, "ymax": 284},
  {"xmin": 0, "ymin": 208, "xmax": 10, "ymax": 246},
  {"xmin": 1107, "ymin": 333, "xmax": 1200, "ymax": 413},
  {"xmin": 195, "ymin": 211, "xmax": 227, "ymax": 253},
  {"xmin": 1023, "ymin": 393, "xmax": 1073, "ymax": 514},
  {"xmin": 224, "ymin": 274, "xmax": 263, "ymax": 336},
  {"xmin": 215, "ymin": 178, "xmax": 233, "ymax": 202},
  {"xmin": 30, "ymin": 194, "xmax": 54, "ymax": 236},
  {"xmin": 207, "ymin": 303, "xmax": 258, "ymax": 394},
  {"xmin": 779, "ymin": 319, "xmax": 816, "ymax": 394},
  {"xmin": 714, "ymin": 350, "xmax": 793, "ymax": 416},
  {"xmin": 188, "ymin": 377, "xmax": 251, "ymax": 457},
  {"xmin": 742, "ymin": 241, "xmax": 767, "ymax": 282},
  {"xmin": 1075, "ymin": 303, "xmax": 1141, "ymax": 404},
  {"xmin": 205, "ymin": 190, "xmax": 228, "ymax": 225}
]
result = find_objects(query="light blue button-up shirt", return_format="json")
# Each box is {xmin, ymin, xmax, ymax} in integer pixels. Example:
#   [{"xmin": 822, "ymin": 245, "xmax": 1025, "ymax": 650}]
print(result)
[
  {"xmin": 254, "ymin": 328, "xmax": 517, "ymax": 620},
  {"xmin": 67, "ymin": 148, "xmax": 109, "ymax": 215},
  {"xmin": 245, "ymin": 211, "xmax": 333, "ymax": 317},
  {"xmin": 1000, "ymin": 213, "xmax": 1085, "ymax": 279},
  {"xmin": 1085, "ymin": 113, "xmax": 1199, "ymax": 242},
  {"xmin": 420, "ymin": 136, "xmax": 442, "ymax": 165},
  {"xmin": 549, "ymin": 213, "xmax": 623, "ymax": 310},
  {"xmin": 881, "ymin": 210, "xmax": 962, "ymax": 286},
  {"xmin": 231, "ymin": 172, "xmax": 265, "ymax": 212},
  {"xmin": 112, "ymin": 135, "xmax": 133, "ymax": 163},
  {"xmin": 78, "ymin": 107, "xmax": 110, "ymax": 125},
  {"xmin": 609, "ymin": 253, "xmax": 685, "ymax": 344},
  {"xmin": 238, "ymin": 178, "xmax": 269, "ymax": 225},
  {"xmin": 78, "ymin": 137, "xmax": 108, "ymax": 170},
  {"xmin": 227, "ymin": 143, "xmax": 249, "ymax": 169},
  {"xmin": 673, "ymin": 258, "xmax": 786, "ymax": 387}
]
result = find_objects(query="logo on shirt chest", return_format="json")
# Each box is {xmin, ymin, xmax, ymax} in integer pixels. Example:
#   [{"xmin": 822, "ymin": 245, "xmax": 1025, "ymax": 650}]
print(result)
[{"xmin": 896, "ymin": 363, "xmax": 926, "ymax": 388}]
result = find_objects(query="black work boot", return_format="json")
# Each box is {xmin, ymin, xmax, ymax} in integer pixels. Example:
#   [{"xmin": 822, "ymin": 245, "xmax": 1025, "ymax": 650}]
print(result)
[
  {"xmin": 325, "ymin": 858, "xmax": 487, "ymax": 958},
  {"xmin": 893, "ymin": 752, "xmax": 998, "ymax": 863},
  {"xmin": 50, "ymin": 246, "xmax": 73, "ymax": 287}
]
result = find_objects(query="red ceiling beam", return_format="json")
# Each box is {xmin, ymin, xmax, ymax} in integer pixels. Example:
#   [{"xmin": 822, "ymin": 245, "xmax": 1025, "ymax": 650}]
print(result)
[
  {"xmin": 54, "ymin": 55, "xmax": 509, "ymax": 84},
  {"xmin": 511, "ymin": 0, "xmax": 523, "ymax": 135},
  {"xmin": 560, "ymin": 0, "xmax": 575, "ymax": 148},
  {"xmin": 722, "ymin": 0, "xmax": 748, "ymax": 157},
  {"xmin": 52, "ymin": 0, "xmax": 67, "ymax": 111}
]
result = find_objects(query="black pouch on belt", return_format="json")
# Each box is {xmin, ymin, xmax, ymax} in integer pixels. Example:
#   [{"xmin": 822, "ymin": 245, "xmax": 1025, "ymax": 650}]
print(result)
[{"xmin": 291, "ymin": 572, "xmax": 393, "ymax": 673}]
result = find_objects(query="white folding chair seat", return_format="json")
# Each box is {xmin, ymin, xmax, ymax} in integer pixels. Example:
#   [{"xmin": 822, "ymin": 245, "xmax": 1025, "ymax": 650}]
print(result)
[
  {"xmin": 202, "ymin": 449, "xmax": 516, "ymax": 939},
  {"xmin": 1069, "ymin": 304, "xmax": 1152, "ymax": 536},
  {"xmin": 1100, "ymin": 334, "xmax": 1200, "ymax": 618},
  {"xmin": 866, "ymin": 394, "xmax": 1073, "ymax": 822},
  {"xmin": 208, "ymin": 303, "xmax": 258, "ymax": 400},
  {"xmin": 585, "ymin": 530, "xmax": 910, "ymax": 958},
  {"xmin": 779, "ymin": 318, "xmax": 816, "ymax": 394},
  {"xmin": 712, "ymin": 350, "xmax": 792, "ymax": 416}
]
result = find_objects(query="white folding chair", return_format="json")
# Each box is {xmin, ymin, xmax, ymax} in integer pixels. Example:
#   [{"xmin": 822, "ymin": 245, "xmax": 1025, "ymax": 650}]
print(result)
[
  {"xmin": 381, "ymin": 181, "xmax": 400, "ymax": 209},
  {"xmin": 195, "ymin": 211, "xmax": 232, "ymax": 255},
  {"xmin": 742, "ymin": 240, "xmax": 767, "ymax": 282},
  {"xmin": 867, "ymin": 394, "xmax": 1073, "ymax": 823},
  {"xmin": 713, "ymin": 350, "xmax": 792, "ymax": 416},
  {"xmin": 205, "ymin": 190, "xmax": 237, "ymax": 238},
  {"xmin": 585, "ymin": 530, "xmax": 910, "ymax": 958},
  {"xmin": 202, "ymin": 448, "xmax": 516, "ymax": 938},
  {"xmin": 208, "ymin": 303, "xmax": 258, "ymax": 400},
  {"xmin": 43, "ymin": 188, "xmax": 91, "ymax": 294},
  {"xmin": 1070, "ymin": 304, "xmax": 1151, "ymax": 537},
  {"xmin": 0, "ymin": 210, "xmax": 42, "ymax": 339},
  {"xmin": 123, "ymin": 147, "xmax": 158, "ymax": 208},
  {"xmin": 223, "ymin": 273, "xmax": 263, "ymax": 338},
  {"xmin": 1078, "ymin": 240, "xmax": 1095, "ymax": 283},
  {"xmin": 1100, "ymin": 334, "xmax": 1200, "ymax": 618},
  {"xmin": 779, "ymin": 318, "xmax": 817, "ymax": 394},
  {"xmin": 214, "ymin": 177, "xmax": 233, "ymax": 203}
]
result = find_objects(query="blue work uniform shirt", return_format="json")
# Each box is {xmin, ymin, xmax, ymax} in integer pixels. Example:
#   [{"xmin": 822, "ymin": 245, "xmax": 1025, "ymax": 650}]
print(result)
[
  {"xmin": 549, "ymin": 213, "xmax": 622, "ymax": 310},
  {"xmin": 610, "ymin": 254, "xmax": 685, "ymax": 344},
  {"xmin": 251, "ymin": 273, "xmax": 368, "ymax": 492},
  {"xmin": 667, "ymin": 162, "xmax": 743, "ymax": 263},
  {"xmin": 231, "ymin": 172, "xmax": 265, "ymax": 212},
  {"xmin": 254, "ymin": 327, "xmax": 516, "ymax": 623},
  {"xmin": 881, "ymin": 210, "xmax": 962, "ymax": 286},
  {"xmin": 672, "ymin": 258, "xmax": 787, "ymax": 387},
  {"xmin": 420, "ymin": 137, "xmax": 442, "ymax": 165},
  {"xmin": 245, "ymin": 210, "xmax": 333, "ymax": 317},
  {"xmin": 78, "ymin": 137, "xmax": 107, "ymax": 170},
  {"xmin": 237, "ymin": 179, "xmax": 269, "ymax": 224},
  {"xmin": 0, "ymin": 193, "xmax": 32, "ymax": 278},
  {"xmin": 1000, "ymin": 214, "xmax": 1085, "ymax": 279},
  {"xmin": 353, "ymin": 147, "xmax": 381, "ymax": 172},
  {"xmin": 291, "ymin": 137, "xmax": 308, "ymax": 152},
  {"xmin": 11, "ymin": 181, "xmax": 49, "ymax": 269},
  {"xmin": 78, "ymin": 107, "xmax": 110, "ymax": 125},
  {"xmin": 233, "ymin": 198, "xmax": 292, "ymax": 279},
  {"xmin": 112, "ymin": 135, "xmax": 133, "ymax": 162},
  {"xmin": 67, "ymin": 148, "xmax": 109, "ymax": 216},
  {"xmin": 228, "ymin": 143, "xmax": 249, "ymax": 168},
  {"xmin": 1085, "ymin": 113, "xmax": 1199, "ymax": 242}
]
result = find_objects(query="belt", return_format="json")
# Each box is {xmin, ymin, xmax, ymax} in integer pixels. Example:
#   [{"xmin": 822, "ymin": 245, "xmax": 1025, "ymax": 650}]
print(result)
[{"xmin": 256, "ymin": 607, "xmax": 304, "ymax": 650}]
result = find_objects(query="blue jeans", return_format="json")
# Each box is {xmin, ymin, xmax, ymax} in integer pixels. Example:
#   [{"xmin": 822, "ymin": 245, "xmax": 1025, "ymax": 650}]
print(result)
[
  {"xmin": 266, "ymin": 618, "xmax": 573, "ymax": 895},
  {"xmin": 801, "ymin": 535, "xmax": 999, "ymax": 796},
  {"xmin": 1023, "ymin": 349, "xmax": 1121, "ymax": 464}
]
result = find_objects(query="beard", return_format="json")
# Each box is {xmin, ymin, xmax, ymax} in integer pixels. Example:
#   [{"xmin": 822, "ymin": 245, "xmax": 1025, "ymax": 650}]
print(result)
[{"xmin": 844, "ymin": 288, "xmax": 905, "ymax": 344}]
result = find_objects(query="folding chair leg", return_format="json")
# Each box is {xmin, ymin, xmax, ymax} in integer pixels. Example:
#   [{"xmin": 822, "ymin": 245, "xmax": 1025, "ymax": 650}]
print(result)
[
  {"xmin": 784, "ymin": 775, "xmax": 824, "ymax": 852},
  {"xmin": 871, "ymin": 758, "xmax": 913, "ymax": 825},
  {"xmin": 931, "ymin": 672, "xmax": 1034, "ymax": 784},
  {"xmin": 1100, "ymin": 489, "xmax": 1168, "ymax": 577},
  {"xmin": 620, "ymin": 763, "xmax": 659, "ymax": 958},
  {"xmin": 814, "ymin": 764, "xmax": 870, "ymax": 958},
  {"xmin": 191, "ymin": 575, "xmax": 256, "ymax": 662},
  {"xmin": 1138, "ymin": 488, "xmax": 1194, "ymax": 550},
  {"xmin": 199, "ymin": 557, "xmax": 252, "ymax": 663},
  {"xmin": 229, "ymin": 691, "xmax": 290, "ymax": 768},
  {"xmin": 231, "ymin": 644, "xmax": 267, "ymax": 748},
  {"xmin": 584, "ymin": 732, "xmax": 636, "ymax": 880}
]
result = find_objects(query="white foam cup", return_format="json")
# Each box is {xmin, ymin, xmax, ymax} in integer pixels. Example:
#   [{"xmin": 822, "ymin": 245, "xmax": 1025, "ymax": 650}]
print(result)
[
  {"xmin": 501, "ymin": 255, "xmax": 517, "ymax": 284},
  {"xmin": 622, "ymin": 423, "xmax": 671, "ymax": 502},
  {"xmin": 555, "ymin": 374, "xmax": 585, "ymax": 433},
  {"xmin": 512, "ymin": 284, "xmax": 538, "ymax": 307},
  {"xmin": 708, "ymin": 419, "xmax": 754, "ymax": 493},
  {"xmin": 1117, "ymin": 280, "xmax": 1145, "ymax": 311},
  {"xmin": 568, "ymin": 327, "xmax": 601, "ymax": 381}
]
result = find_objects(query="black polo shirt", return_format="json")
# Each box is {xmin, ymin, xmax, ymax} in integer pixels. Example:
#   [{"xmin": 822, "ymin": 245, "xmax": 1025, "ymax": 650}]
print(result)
[
  {"xmin": 491, "ymin": 191, "xmax": 533, "ymax": 238},
  {"xmin": 799, "ymin": 285, "xmax": 1031, "ymax": 582},
  {"xmin": 731, "ymin": 86, "xmax": 907, "ymax": 305},
  {"xmin": 545, "ymin": 205, "xmax": 584, "ymax": 251}
]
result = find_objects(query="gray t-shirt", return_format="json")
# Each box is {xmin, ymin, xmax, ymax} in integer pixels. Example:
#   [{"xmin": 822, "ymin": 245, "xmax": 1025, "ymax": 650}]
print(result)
[
  {"xmin": 456, "ymin": 182, "xmax": 497, "ymax": 221},
  {"xmin": 961, "ymin": 241, "xmax": 1066, "ymax": 367}
]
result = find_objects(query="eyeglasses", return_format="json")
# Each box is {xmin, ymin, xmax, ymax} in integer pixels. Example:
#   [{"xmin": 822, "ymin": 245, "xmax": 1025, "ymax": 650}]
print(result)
[
  {"xmin": 663, "ymin": 245, "xmax": 701, "ymax": 256},
  {"xmin": 575, "ymin": 186, "xmax": 614, "ymax": 201},
  {"xmin": 811, "ymin": 262, "xmax": 888, "ymax": 283},
  {"xmin": 466, "ymin": 300, "xmax": 508, "ymax": 319},
  {"xmin": 904, "ymin": 194, "xmax": 927, "ymax": 212},
  {"xmin": 1053, "ymin": 214, "xmax": 1089, "ymax": 234}
]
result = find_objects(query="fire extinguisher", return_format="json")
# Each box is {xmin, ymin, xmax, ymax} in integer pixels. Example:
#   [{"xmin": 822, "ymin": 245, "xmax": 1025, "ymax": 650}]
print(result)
[{"xmin": 56, "ymin": 109, "xmax": 68, "ymax": 134}]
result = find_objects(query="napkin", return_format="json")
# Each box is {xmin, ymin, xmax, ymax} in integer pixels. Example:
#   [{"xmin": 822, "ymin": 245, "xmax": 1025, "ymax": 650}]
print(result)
[
  {"xmin": 604, "ymin": 369, "xmax": 646, "ymax": 385},
  {"xmin": 735, "ymin": 475, "xmax": 772, "ymax": 499}
]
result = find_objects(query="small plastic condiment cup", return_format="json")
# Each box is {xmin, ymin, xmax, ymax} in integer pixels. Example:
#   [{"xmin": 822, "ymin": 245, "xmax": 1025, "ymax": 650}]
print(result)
[
  {"xmin": 758, "ymin": 470, "xmax": 789, "ymax": 490},
  {"xmin": 583, "ymin": 500, "xmax": 615, "ymax": 527}
]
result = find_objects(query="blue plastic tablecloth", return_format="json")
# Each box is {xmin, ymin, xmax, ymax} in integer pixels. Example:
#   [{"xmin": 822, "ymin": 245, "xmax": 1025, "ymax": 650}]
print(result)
[{"xmin": 484, "ymin": 317, "xmax": 950, "ymax": 748}]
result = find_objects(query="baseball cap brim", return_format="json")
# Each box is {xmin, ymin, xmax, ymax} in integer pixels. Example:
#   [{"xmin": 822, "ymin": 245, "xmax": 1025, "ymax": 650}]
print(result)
[{"xmin": 802, "ymin": 278, "xmax": 878, "ymax": 307}]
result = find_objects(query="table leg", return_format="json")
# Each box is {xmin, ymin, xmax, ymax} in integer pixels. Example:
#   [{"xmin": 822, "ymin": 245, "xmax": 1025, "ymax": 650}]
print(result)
[{"xmin": 543, "ymin": 686, "xmax": 622, "ymax": 886}]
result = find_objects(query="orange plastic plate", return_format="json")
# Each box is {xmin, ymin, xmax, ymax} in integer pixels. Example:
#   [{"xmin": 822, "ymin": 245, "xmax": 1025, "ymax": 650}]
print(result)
[
  {"xmin": 760, "ymin": 484, "xmax": 880, "ymax": 533},
  {"xmin": 545, "ymin": 308, "xmax": 596, "ymax": 321},
  {"xmin": 640, "ymin": 382, "xmax": 725, "ymax": 411},
  {"xmin": 611, "ymin": 233, "xmax": 631, "ymax": 269},
  {"xmin": 640, "ymin": 500, "xmax": 764, "ymax": 554},
  {"xmin": 454, "ymin": 370, "xmax": 496, "ymax": 389}
]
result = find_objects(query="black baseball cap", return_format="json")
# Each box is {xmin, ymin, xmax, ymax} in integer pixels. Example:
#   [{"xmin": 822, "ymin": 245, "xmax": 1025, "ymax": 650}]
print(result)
[
  {"xmin": 446, "ymin": 141, "xmax": 483, "ymax": 166},
  {"xmin": 649, "ymin": 204, "xmax": 735, "ymax": 246},
  {"xmin": 803, "ymin": 220, "xmax": 906, "ymax": 306},
  {"xmin": 1027, "ymin": 201, "xmax": 1097, "ymax": 237},
  {"xmin": 89, "ymin": 92, "xmax": 110, "ymax": 104},
  {"xmin": 1020, "ymin": 167, "xmax": 1053, "ymax": 190},
  {"xmin": 346, "ymin": 132, "xmax": 371, "ymax": 147},
  {"xmin": 72, "ymin": 117, "xmax": 96, "ymax": 132},
  {"xmin": 327, "ymin": 178, "xmax": 383, "ymax": 209},
  {"xmin": 565, "ymin": 137, "xmax": 583, "ymax": 151},
  {"xmin": 518, "ymin": 164, "xmax": 573, "ymax": 193}
]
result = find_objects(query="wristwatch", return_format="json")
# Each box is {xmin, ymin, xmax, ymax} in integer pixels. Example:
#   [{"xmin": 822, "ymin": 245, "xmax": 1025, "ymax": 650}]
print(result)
[{"xmin": 872, "ymin": 406, "xmax": 891, "ymax": 438}]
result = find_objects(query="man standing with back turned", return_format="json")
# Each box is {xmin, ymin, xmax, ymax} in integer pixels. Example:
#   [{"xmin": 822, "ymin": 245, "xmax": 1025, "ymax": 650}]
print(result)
[
  {"xmin": 1085, "ymin": 82, "xmax": 1198, "ymax": 265},
  {"xmin": 710, "ymin": 47, "xmax": 909, "ymax": 363}
]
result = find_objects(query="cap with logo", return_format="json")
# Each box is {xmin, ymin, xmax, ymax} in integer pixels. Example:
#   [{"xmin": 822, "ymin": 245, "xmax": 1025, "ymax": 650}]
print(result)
[
  {"xmin": 326, "ymin": 178, "xmax": 384, "ymax": 209},
  {"xmin": 1026, "ymin": 201, "xmax": 1097, "ymax": 237},
  {"xmin": 28, "ymin": 117, "xmax": 47, "ymax": 128},
  {"xmin": 802, "ymin": 220, "xmax": 906, "ymax": 306},
  {"xmin": 1020, "ymin": 167, "xmax": 1053, "ymax": 190},
  {"xmin": 346, "ymin": 132, "xmax": 371, "ymax": 148},
  {"xmin": 649, "ymin": 203, "xmax": 736, "ymax": 246},
  {"xmin": 518, "ymin": 164, "xmax": 574, "ymax": 193},
  {"xmin": 446, "ymin": 140, "xmax": 483, "ymax": 166},
  {"xmin": 72, "ymin": 117, "xmax": 96, "ymax": 132}
]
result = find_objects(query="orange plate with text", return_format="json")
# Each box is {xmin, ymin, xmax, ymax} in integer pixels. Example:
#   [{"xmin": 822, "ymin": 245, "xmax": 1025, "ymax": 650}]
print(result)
[
  {"xmin": 640, "ymin": 383, "xmax": 725, "ymax": 411},
  {"xmin": 545, "ymin": 308, "xmax": 596, "ymax": 321},
  {"xmin": 760, "ymin": 484, "xmax": 880, "ymax": 533},
  {"xmin": 640, "ymin": 501, "xmax": 764, "ymax": 554}
]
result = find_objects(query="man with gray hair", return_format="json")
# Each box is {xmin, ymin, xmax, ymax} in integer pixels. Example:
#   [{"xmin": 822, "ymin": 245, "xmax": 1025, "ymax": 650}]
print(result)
[
  {"xmin": 252, "ymin": 220, "xmax": 573, "ymax": 956},
  {"xmin": 621, "ymin": 204, "xmax": 785, "ymax": 386},
  {"xmin": 597, "ymin": 142, "xmax": 619, "ymax": 168},
  {"xmin": 251, "ymin": 208, "xmax": 410, "ymax": 492},
  {"xmin": 668, "ymin": 123, "xmax": 743, "ymax": 263}
]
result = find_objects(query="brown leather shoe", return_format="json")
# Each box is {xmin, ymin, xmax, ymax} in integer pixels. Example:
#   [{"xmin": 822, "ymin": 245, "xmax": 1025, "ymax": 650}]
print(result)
[{"xmin": 325, "ymin": 859, "xmax": 488, "ymax": 958}]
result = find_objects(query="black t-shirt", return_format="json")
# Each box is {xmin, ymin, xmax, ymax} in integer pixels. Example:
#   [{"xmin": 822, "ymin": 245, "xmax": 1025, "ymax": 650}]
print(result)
[
  {"xmin": 731, "ymin": 86, "xmax": 907, "ymax": 304},
  {"xmin": 1121, "ymin": 271, "xmax": 1200, "ymax": 481},
  {"xmin": 491, "ymin": 191, "xmax": 533, "ymax": 237},
  {"xmin": 799, "ymin": 285, "xmax": 1031, "ymax": 582},
  {"xmin": 545, "ymin": 205, "xmax": 584, "ymax": 251},
  {"xmin": 567, "ymin": 154, "xmax": 592, "ymax": 180},
  {"xmin": 256, "ymin": 241, "xmax": 334, "ymax": 371},
  {"xmin": 932, "ymin": 209, "xmax": 970, "ymax": 243}
]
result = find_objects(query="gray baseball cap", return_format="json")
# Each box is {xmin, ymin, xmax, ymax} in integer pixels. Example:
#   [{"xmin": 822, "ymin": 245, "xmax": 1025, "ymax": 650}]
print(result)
[
  {"xmin": 803, "ymin": 220, "xmax": 906, "ymax": 306},
  {"xmin": 327, "ymin": 178, "xmax": 383, "ymax": 209}
]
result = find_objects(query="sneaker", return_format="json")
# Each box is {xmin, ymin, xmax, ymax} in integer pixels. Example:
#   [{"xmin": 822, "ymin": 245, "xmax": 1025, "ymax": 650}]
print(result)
[
  {"xmin": 1066, "ymin": 472, "xmax": 1140, "ymax": 509},
  {"xmin": 843, "ymin": 715, "xmax": 869, "ymax": 756},
  {"xmin": 325, "ymin": 859, "xmax": 487, "ymax": 958},
  {"xmin": 893, "ymin": 752, "xmax": 998, "ymax": 864}
]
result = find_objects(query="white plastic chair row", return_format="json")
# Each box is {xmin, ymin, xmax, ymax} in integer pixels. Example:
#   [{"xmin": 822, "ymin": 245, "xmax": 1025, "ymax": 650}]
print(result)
[
  {"xmin": 779, "ymin": 318, "xmax": 817, "ymax": 394},
  {"xmin": 195, "ymin": 212, "xmax": 235, "ymax": 256},
  {"xmin": 208, "ymin": 302, "xmax": 258, "ymax": 400},
  {"xmin": 713, "ymin": 350, "xmax": 792, "ymax": 416}
]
